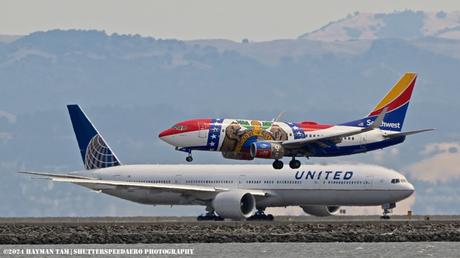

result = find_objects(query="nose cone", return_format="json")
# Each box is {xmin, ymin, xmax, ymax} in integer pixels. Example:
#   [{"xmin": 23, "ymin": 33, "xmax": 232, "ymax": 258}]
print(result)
[
  {"xmin": 401, "ymin": 182, "xmax": 415, "ymax": 200},
  {"xmin": 407, "ymin": 183, "xmax": 415, "ymax": 195},
  {"xmin": 158, "ymin": 128, "xmax": 178, "ymax": 146},
  {"xmin": 159, "ymin": 128, "xmax": 174, "ymax": 138}
]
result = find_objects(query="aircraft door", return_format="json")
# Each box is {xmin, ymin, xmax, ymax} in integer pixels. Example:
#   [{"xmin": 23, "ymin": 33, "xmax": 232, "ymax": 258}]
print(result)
[
  {"xmin": 360, "ymin": 134, "xmax": 367, "ymax": 144},
  {"xmin": 365, "ymin": 175, "xmax": 374, "ymax": 190},
  {"xmin": 359, "ymin": 134, "xmax": 368, "ymax": 150},
  {"xmin": 175, "ymin": 175, "xmax": 183, "ymax": 184},
  {"xmin": 238, "ymin": 175, "xmax": 246, "ymax": 188}
]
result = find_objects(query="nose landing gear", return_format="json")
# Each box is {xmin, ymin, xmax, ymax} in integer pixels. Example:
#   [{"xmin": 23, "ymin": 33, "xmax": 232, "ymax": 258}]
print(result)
[
  {"xmin": 381, "ymin": 203, "xmax": 396, "ymax": 219},
  {"xmin": 176, "ymin": 147, "xmax": 194, "ymax": 162}
]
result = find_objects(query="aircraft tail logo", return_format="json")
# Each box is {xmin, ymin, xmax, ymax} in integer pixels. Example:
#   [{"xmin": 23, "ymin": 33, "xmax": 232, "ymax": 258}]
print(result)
[
  {"xmin": 342, "ymin": 72, "xmax": 417, "ymax": 131},
  {"xmin": 67, "ymin": 104, "xmax": 121, "ymax": 170}
]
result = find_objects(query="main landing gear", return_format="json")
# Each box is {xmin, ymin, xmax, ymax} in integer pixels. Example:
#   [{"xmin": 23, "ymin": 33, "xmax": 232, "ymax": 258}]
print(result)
[
  {"xmin": 247, "ymin": 209, "xmax": 274, "ymax": 221},
  {"xmin": 381, "ymin": 203, "xmax": 396, "ymax": 219},
  {"xmin": 197, "ymin": 207, "xmax": 224, "ymax": 221},
  {"xmin": 272, "ymin": 158, "xmax": 302, "ymax": 169},
  {"xmin": 272, "ymin": 160, "xmax": 283, "ymax": 169},
  {"xmin": 289, "ymin": 157, "xmax": 301, "ymax": 169}
]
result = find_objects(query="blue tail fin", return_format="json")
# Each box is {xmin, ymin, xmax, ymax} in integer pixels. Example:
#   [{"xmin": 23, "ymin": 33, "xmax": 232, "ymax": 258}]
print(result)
[{"xmin": 67, "ymin": 105, "xmax": 121, "ymax": 170}]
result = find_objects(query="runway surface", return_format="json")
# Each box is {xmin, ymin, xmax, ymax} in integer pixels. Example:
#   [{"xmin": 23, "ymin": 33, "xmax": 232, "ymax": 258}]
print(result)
[{"xmin": 1, "ymin": 216, "xmax": 460, "ymax": 244}]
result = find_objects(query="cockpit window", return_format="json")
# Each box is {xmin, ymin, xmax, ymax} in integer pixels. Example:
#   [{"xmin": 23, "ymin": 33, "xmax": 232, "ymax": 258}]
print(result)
[
  {"xmin": 391, "ymin": 178, "xmax": 407, "ymax": 184},
  {"xmin": 172, "ymin": 125, "xmax": 187, "ymax": 131}
]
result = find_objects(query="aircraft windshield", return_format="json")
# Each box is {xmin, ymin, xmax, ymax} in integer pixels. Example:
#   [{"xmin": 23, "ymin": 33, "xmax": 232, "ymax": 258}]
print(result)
[
  {"xmin": 173, "ymin": 125, "xmax": 187, "ymax": 131},
  {"xmin": 391, "ymin": 178, "xmax": 407, "ymax": 184}
]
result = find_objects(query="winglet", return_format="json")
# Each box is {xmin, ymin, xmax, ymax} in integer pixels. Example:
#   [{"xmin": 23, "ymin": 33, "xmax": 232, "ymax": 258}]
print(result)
[
  {"xmin": 272, "ymin": 111, "xmax": 285, "ymax": 122},
  {"xmin": 361, "ymin": 107, "xmax": 387, "ymax": 132},
  {"xmin": 369, "ymin": 107, "xmax": 388, "ymax": 129}
]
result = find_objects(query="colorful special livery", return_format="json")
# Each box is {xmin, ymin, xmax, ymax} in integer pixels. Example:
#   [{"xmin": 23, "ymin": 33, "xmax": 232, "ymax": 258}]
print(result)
[{"xmin": 159, "ymin": 73, "xmax": 433, "ymax": 169}]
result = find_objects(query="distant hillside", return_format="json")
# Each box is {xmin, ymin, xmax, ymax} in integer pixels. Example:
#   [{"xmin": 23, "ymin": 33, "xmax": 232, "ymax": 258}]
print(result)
[
  {"xmin": 0, "ymin": 35, "xmax": 22, "ymax": 43},
  {"xmin": 299, "ymin": 10, "xmax": 460, "ymax": 41}
]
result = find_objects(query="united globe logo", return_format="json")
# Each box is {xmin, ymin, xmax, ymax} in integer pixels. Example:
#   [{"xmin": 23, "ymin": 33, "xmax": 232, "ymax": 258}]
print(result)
[{"xmin": 84, "ymin": 135, "xmax": 120, "ymax": 169}]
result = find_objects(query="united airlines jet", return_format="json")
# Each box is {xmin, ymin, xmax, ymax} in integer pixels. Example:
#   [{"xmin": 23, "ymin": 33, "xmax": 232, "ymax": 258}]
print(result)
[
  {"xmin": 159, "ymin": 73, "xmax": 433, "ymax": 169},
  {"xmin": 21, "ymin": 105, "xmax": 414, "ymax": 220}
]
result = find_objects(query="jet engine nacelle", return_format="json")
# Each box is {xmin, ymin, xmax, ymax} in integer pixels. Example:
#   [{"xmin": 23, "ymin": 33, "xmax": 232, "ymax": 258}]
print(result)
[
  {"xmin": 250, "ymin": 142, "xmax": 285, "ymax": 159},
  {"xmin": 212, "ymin": 190, "xmax": 256, "ymax": 220},
  {"xmin": 301, "ymin": 205, "xmax": 340, "ymax": 217}
]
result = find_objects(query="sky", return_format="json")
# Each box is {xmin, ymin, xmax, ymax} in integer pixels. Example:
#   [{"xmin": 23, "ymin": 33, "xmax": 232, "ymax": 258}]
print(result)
[{"xmin": 1, "ymin": 0, "xmax": 459, "ymax": 41}]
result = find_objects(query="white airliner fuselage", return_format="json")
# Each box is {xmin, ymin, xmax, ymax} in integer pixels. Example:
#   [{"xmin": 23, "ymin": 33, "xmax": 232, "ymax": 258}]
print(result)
[{"xmin": 44, "ymin": 164, "xmax": 414, "ymax": 219}]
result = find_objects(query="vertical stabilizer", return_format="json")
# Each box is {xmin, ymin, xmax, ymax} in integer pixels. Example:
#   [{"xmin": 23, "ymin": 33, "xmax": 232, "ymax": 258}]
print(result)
[
  {"xmin": 342, "ymin": 72, "xmax": 417, "ymax": 131},
  {"xmin": 67, "ymin": 105, "xmax": 121, "ymax": 170}
]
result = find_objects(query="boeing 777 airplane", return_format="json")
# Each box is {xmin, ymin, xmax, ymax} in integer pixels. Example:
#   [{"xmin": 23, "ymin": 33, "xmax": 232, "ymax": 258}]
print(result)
[
  {"xmin": 21, "ymin": 105, "xmax": 414, "ymax": 220},
  {"xmin": 159, "ymin": 72, "xmax": 433, "ymax": 169}
]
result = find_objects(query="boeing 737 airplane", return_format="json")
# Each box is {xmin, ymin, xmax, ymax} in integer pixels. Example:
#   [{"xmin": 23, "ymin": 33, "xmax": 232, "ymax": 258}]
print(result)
[
  {"xmin": 159, "ymin": 72, "xmax": 433, "ymax": 169},
  {"xmin": 21, "ymin": 105, "xmax": 414, "ymax": 220}
]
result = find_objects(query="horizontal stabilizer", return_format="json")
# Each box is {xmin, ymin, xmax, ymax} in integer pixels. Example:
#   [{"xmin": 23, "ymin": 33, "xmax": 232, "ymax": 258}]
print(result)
[{"xmin": 384, "ymin": 128, "xmax": 435, "ymax": 138}]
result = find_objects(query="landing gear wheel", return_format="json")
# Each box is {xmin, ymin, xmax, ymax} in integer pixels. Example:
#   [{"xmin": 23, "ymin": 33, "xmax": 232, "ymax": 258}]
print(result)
[
  {"xmin": 289, "ymin": 159, "xmax": 301, "ymax": 169},
  {"xmin": 272, "ymin": 160, "xmax": 284, "ymax": 170},
  {"xmin": 247, "ymin": 210, "xmax": 274, "ymax": 221},
  {"xmin": 380, "ymin": 203, "xmax": 395, "ymax": 219},
  {"xmin": 197, "ymin": 212, "xmax": 224, "ymax": 221},
  {"xmin": 186, "ymin": 155, "xmax": 193, "ymax": 162}
]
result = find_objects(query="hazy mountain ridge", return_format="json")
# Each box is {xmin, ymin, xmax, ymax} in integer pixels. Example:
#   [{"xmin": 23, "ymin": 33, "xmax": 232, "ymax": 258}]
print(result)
[{"xmin": 300, "ymin": 10, "xmax": 460, "ymax": 41}]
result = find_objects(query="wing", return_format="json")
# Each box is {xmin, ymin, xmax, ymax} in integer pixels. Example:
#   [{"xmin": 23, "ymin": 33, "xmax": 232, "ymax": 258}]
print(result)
[
  {"xmin": 282, "ymin": 108, "xmax": 388, "ymax": 149},
  {"xmin": 18, "ymin": 171, "xmax": 97, "ymax": 179},
  {"xmin": 19, "ymin": 171, "xmax": 268, "ymax": 198}
]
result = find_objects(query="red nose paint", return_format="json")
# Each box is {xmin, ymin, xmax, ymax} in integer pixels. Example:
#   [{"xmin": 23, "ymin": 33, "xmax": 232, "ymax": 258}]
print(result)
[{"xmin": 159, "ymin": 119, "xmax": 212, "ymax": 138}]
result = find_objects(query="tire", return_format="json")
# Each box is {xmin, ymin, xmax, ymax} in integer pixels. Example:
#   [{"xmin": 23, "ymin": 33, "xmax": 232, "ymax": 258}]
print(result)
[
  {"xmin": 273, "ymin": 160, "xmax": 283, "ymax": 169},
  {"xmin": 294, "ymin": 160, "xmax": 301, "ymax": 169},
  {"xmin": 289, "ymin": 159, "xmax": 301, "ymax": 169}
]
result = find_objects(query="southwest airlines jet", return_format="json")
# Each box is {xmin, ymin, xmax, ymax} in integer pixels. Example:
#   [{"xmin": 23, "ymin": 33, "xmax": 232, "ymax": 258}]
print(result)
[
  {"xmin": 159, "ymin": 73, "xmax": 433, "ymax": 169},
  {"xmin": 21, "ymin": 105, "xmax": 414, "ymax": 220}
]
